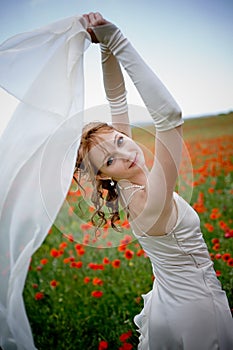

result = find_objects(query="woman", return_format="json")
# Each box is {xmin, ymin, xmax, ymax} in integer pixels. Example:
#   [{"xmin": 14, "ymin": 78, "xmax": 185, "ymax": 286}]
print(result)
[{"xmin": 75, "ymin": 12, "xmax": 233, "ymax": 350}]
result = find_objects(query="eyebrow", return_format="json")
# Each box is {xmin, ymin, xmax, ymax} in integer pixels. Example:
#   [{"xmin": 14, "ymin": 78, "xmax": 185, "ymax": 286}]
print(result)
[{"xmin": 114, "ymin": 133, "xmax": 118, "ymax": 144}]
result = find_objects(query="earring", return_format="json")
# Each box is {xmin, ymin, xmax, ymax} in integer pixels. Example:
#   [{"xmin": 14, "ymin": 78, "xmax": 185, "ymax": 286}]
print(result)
[{"xmin": 110, "ymin": 179, "xmax": 114, "ymax": 187}]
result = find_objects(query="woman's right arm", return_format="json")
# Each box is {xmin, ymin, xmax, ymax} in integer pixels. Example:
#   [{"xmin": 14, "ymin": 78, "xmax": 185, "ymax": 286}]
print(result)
[{"xmin": 88, "ymin": 14, "xmax": 183, "ymax": 132}]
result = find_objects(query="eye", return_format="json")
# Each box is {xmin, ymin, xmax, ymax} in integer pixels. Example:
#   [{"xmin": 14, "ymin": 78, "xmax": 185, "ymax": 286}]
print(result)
[
  {"xmin": 106, "ymin": 156, "xmax": 114, "ymax": 167},
  {"xmin": 117, "ymin": 136, "xmax": 124, "ymax": 146}
]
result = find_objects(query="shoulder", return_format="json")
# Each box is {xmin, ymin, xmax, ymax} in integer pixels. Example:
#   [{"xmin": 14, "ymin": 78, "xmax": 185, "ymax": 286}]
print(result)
[{"xmin": 128, "ymin": 189, "xmax": 178, "ymax": 236}]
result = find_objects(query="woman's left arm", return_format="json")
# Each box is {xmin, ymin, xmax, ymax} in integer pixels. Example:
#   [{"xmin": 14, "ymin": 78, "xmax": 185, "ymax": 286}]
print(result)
[
  {"xmin": 84, "ymin": 12, "xmax": 131, "ymax": 137},
  {"xmin": 101, "ymin": 44, "xmax": 131, "ymax": 137}
]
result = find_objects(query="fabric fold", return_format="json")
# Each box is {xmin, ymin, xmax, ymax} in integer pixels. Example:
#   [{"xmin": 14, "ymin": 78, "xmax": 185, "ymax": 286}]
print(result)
[
  {"xmin": 0, "ymin": 15, "xmax": 90, "ymax": 349},
  {"xmin": 134, "ymin": 290, "xmax": 152, "ymax": 350}
]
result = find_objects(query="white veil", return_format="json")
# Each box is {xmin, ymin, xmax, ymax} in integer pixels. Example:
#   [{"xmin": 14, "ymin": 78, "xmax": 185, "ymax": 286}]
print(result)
[{"xmin": 0, "ymin": 16, "xmax": 90, "ymax": 349}]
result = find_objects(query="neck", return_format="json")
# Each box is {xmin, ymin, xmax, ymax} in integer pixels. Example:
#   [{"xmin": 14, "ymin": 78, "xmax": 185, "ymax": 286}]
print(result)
[{"xmin": 117, "ymin": 169, "xmax": 148, "ymax": 189}]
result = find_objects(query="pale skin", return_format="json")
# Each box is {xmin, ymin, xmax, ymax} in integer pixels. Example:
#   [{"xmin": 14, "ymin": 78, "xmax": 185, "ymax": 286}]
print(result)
[{"xmin": 84, "ymin": 12, "xmax": 183, "ymax": 237}]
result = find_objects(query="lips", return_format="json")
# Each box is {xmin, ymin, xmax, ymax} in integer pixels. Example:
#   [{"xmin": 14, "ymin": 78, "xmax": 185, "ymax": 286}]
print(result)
[{"xmin": 129, "ymin": 154, "xmax": 137, "ymax": 168}]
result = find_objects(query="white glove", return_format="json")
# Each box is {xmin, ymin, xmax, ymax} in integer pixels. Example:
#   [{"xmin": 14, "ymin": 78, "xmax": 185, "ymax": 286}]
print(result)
[
  {"xmin": 92, "ymin": 23, "xmax": 183, "ymax": 131},
  {"xmin": 100, "ymin": 44, "xmax": 128, "ymax": 116}
]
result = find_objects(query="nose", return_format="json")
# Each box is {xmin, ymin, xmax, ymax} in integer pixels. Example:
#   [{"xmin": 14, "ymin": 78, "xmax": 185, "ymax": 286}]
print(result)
[{"xmin": 116, "ymin": 149, "xmax": 131, "ymax": 162}]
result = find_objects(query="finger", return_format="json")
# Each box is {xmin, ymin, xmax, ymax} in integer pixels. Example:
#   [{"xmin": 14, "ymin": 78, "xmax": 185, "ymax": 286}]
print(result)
[
  {"xmin": 88, "ymin": 12, "xmax": 106, "ymax": 26},
  {"xmin": 95, "ymin": 12, "xmax": 104, "ymax": 24},
  {"xmin": 88, "ymin": 12, "xmax": 97, "ymax": 26},
  {"xmin": 82, "ymin": 14, "xmax": 91, "ymax": 26}
]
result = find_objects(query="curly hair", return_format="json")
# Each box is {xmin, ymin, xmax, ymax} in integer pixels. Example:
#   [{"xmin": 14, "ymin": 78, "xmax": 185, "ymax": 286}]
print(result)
[{"xmin": 73, "ymin": 122, "xmax": 121, "ymax": 232}]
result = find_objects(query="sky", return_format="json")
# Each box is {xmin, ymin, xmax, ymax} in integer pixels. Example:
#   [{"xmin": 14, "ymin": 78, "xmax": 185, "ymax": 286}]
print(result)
[{"xmin": 0, "ymin": 0, "xmax": 233, "ymax": 132}]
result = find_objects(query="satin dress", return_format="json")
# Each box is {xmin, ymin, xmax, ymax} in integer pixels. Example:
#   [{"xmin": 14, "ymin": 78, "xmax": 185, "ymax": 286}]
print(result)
[{"xmin": 133, "ymin": 192, "xmax": 233, "ymax": 350}]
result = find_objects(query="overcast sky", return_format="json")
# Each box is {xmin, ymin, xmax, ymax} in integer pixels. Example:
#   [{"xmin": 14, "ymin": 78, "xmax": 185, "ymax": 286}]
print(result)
[{"xmin": 0, "ymin": 0, "xmax": 232, "ymax": 132}]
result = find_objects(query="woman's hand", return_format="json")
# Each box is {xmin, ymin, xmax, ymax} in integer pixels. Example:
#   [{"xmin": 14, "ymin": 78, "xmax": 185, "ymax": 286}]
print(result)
[{"xmin": 83, "ymin": 12, "xmax": 109, "ymax": 43}]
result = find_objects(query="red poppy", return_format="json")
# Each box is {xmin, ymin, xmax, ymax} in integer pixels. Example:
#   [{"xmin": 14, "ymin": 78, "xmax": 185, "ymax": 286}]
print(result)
[
  {"xmin": 210, "ymin": 213, "xmax": 218, "ymax": 220},
  {"xmin": 136, "ymin": 249, "xmax": 145, "ymax": 257},
  {"xmin": 68, "ymin": 206, "xmax": 74, "ymax": 216},
  {"xmin": 215, "ymin": 253, "xmax": 222, "ymax": 260},
  {"xmin": 50, "ymin": 280, "xmax": 59, "ymax": 288},
  {"xmin": 124, "ymin": 249, "xmax": 134, "ymax": 260},
  {"xmin": 92, "ymin": 277, "xmax": 104, "ymax": 286},
  {"xmin": 35, "ymin": 292, "xmax": 44, "ymax": 300},
  {"xmin": 122, "ymin": 220, "xmax": 131, "ymax": 229},
  {"xmin": 98, "ymin": 340, "xmax": 108, "ymax": 350},
  {"xmin": 83, "ymin": 233, "xmax": 90, "ymax": 245},
  {"xmin": 88, "ymin": 263, "xmax": 104, "ymax": 270},
  {"xmin": 91, "ymin": 290, "xmax": 103, "ymax": 298},
  {"xmin": 121, "ymin": 234, "xmax": 132, "ymax": 245},
  {"xmin": 112, "ymin": 259, "xmax": 121, "ymax": 268},
  {"xmin": 212, "ymin": 243, "xmax": 220, "ymax": 251},
  {"xmin": 80, "ymin": 222, "xmax": 93, "ymax": 230},
  {"xmin": 50, "ymin": 248, "xmax": 60, "ymax": 258},
  {"xmin": 192, "ymin": 192, "xmax": 207, "ymax": 213},
  {"xmin": 225, "ymin": 232, "xmax": 231, "ymax": 239},
  {"xmin": 119, "ymin": 330, "xmax": 132, "ymax": 342},
  {"xmin": 119, "ymin": 343, "xmax": 133, "ymax": 350},
  {"xmin": 40, "ymin": 258, "xmax": 49, "ymax": 265},
  {"xmin": 75, "ymin": 244, "xmax": 85, "ymax": 256},
  {"xmin": 219, "ymin": 221, "xmax": 228, "ymax": 230},
  {"xmin": 215, "ymin": 270, "xmax": 221, "ymax": 277},
  {"xmin": 204, "ymin": 223, "xmax": 214, "ymax": 232},
  {"xmin": 222, "ymin": 253, "xmax": 231, "ymax": 262},
  {"xmin": 118, "ymin": 244, "xmax": 127, "ymax": 252},
  {"xmin": 84, "ymin": 277, "xmax": 91, "ymax": 284},
  {"xmin": 210, "ymin": 209, "xmax": 221, "ymax": 220},
  {"xmin": 63, "ymin": 257, "xmax": 72, "ymax": 264},
  {"xmin": 227, "ymin": 258, "xmax": 233, "ymax": 267},
  {"xmin": 59, "ymin": 242, "xmax": 68, "ymax": 249},
  {"xmin": 103, "ymin": 257, "xmax": 110, "ymax": 264},
  {"xmin": 70, "ymin": 261, "xmax": 83, "ymax": 268},
  {"xmin": 68, "ymin": 234, "xmax": 74, "ymax": 242}
]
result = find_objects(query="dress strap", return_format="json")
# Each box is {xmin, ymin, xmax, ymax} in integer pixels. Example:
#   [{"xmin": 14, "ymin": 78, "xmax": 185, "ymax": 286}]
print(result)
[
  {"xmin": 117, "ymin": 184, "xmax": 145, "ymax": 208},
  {"xmin": 127, "ymin": 187, "xmax": 144, "ymax": 207}
]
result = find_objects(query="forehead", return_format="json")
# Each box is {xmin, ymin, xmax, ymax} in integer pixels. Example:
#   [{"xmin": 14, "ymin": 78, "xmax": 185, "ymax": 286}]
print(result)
[{"xmin": 89, "ymin": 129, "xmax": 118, "ymax": 168}]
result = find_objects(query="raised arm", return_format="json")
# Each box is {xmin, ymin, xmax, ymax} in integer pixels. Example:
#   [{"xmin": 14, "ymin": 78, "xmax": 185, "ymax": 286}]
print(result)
[
  {"xmin": 85, "ymin": 13, "xmax": 183, "ymax": 225},
  {"xmin": 100, "ymin": 44, "xmax": 131, "ymax": 137},
  {"xmin": 84, "ymin": 13, "xmax": 131, "ymax": 137}
]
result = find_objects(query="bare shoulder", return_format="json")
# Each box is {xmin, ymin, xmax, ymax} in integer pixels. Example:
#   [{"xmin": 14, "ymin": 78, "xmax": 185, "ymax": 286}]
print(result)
[
  {"xmin": 129, "ymin": 189, "xmax": 177, "ymax": 236},
  {"xmin": 129, "ymin": 188, "xmax": 147, "ymax": 212}
]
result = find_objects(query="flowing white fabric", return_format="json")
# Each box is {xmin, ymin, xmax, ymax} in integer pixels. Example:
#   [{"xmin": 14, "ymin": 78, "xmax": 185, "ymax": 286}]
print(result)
[{"xmin": 0, "ymin": 16, "xmax": 90, "ymax": 349}]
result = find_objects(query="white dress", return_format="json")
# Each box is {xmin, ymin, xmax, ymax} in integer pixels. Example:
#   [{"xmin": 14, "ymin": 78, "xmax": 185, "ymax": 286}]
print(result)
[
  {"xmin": 133, "ymin": 192, "xmax": 233, "ymax": 350},
  {"xmin": 91, "ymin": 21, "xmax": 233, "ymax": 348}
]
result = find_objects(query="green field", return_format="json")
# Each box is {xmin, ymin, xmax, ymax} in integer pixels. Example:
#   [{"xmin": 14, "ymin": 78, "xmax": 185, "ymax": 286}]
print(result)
[{"xmin": 24, "ymin": 112, "xmax": 233, "ymax": 350}]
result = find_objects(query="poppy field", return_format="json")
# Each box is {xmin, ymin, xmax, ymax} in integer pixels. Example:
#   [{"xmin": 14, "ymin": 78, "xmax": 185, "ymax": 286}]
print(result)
[{"xmin": 24, "ymin": 112, "xmax": 233, "ymax": 350}]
